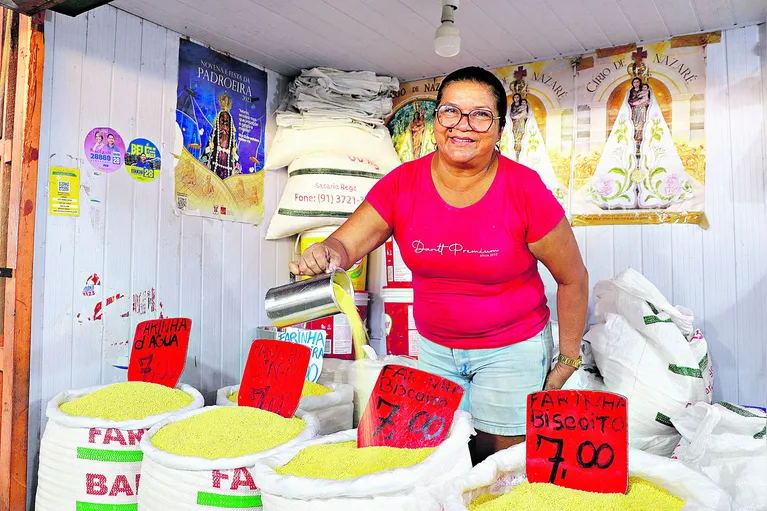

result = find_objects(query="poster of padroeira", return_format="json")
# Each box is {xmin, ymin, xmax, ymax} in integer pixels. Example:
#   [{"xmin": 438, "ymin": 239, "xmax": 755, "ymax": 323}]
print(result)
[
  {"xmin": 387, "ymin": 62, "xmax": 572, "ymax": 212},
  {"xmin": 174, "ymin": 39, "xmax": 267, "ymax": 224},
  {"xmin": 571, "ymin": 39, "xmax": 713, "ymax": 226}
]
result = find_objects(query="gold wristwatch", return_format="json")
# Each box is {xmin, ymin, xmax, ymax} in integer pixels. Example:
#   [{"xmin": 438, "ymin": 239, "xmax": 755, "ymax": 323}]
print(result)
[{"xmin": 557, "ymin": 353, "xmax": 582, "ymax": 369}]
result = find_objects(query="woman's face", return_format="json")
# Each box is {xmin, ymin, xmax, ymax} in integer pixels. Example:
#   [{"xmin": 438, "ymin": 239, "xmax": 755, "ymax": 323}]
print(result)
[
  {"xmin": 95, "ymin": 133, "xmax": 103, "ymax": 142},
  {"xmin": 513, "ymin": 93, "xmax": 521, "ymax": 105},
  {"xmin": 435, "ymin": 81, "xmax": 501, "ymax": 166},
  {"xmin": 632, "ymin": 78, "xmax": 641, "ymax": 90}
]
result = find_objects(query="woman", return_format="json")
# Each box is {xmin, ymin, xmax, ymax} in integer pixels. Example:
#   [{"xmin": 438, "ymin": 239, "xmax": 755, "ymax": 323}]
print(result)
[{"xmin": 290, "ymin": 67, "xmax": 589, "ymax": 464}]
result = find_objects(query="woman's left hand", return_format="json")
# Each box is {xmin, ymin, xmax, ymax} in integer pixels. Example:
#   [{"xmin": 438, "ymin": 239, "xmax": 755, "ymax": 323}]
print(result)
[{"xmin": 543, "ymin": 362, "xmax": 577, "ymax": 391}]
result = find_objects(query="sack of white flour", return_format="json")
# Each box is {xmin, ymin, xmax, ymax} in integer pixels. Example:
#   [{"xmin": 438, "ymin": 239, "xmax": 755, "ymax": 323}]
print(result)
[
  {"xmin": 584, "ymin": 268, "xmax": 714, "ymax": 456},
  {"xmin": 266, "ymin": 152, "xmax": 394, "ymax": 240},
  {"xmin": 264, "ymin": 125, "xmax": 401, "ymax": 171}
]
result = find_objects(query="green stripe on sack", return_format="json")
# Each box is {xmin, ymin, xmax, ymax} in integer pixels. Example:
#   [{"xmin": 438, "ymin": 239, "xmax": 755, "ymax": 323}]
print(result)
[
  {"xmin": 655, "ymin": 412, "xmax": 674, "ymax": 428},
  {"xmin": 76, "ymin": 447, "xmax": 143, "ymax": 463},
  {"xmin": 290, "ymin": 167, "xmax": 382, "ymax": 180},
  {"xmin": 76, "ymin": 503, "xmax": 137, "ymax": 511},
  {"xmin": 717, "ymin": 401, "xmax": 762, "ymax": 418},
  {"xmin": 754, "ymin": 427, "xmax": 766, "ymax": 440},
  {"xmin": 277, "ymin": 208, "xmax": 351, "ymax": 218},
  {"xmin": 698, "ymin": 353, "xmax": 709, "ymax": 371},
  {"xmin": 196, "ymin": 492, "xmax": 263, "ymax": 508},
  {"xmin": 667, "ymin": 364, "xmax": 703, "ymax": 378},
  {"xmin": 643, "ymin": 315, "xmax": 674, "ymax": 325}
]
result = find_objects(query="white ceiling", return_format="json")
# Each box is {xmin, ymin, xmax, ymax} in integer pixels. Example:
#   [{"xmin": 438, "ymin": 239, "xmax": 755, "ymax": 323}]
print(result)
[{"xmin": 110, "ymin": 0, "xmax": 767, "ymax": 80}]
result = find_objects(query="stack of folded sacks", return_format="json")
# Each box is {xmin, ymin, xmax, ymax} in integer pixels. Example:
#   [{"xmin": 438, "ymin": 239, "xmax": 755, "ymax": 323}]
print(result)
[
  {"xmin": 265, "ymin": 67, "xmax": 403, "ymax": 240},
  {"xmin": 276, "ymin": 67, "xmax": 400, "ymax": 130}
]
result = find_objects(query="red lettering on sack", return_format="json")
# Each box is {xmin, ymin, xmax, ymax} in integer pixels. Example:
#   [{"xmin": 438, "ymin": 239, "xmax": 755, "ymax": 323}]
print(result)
[
  {"xmin": 135, "ymin": 473, "xmax": 141, "ymax": 493},
  {"xmin": 231, "ymin": 468, "xmax": 257, "ymax": 491},
  {"xmin": 104, "ymin": 428, "xmax": 127, "ymax": 445},
  {"xmin": 127, "ymin": 429, "xmax": 146, "ymax": 445},
  {"xmin": 212, "ymin": 469, "xmax": 229, "ymax": 489},
  {"xmin": 109, "ymin": 475, "xmax": 134, "ymax": 496},
  {"xmin": 88, "ymin": 428, "xmax": 103, "ymax": 443},
  {"xmin": 86, "ymin": 474, "xmax": 108, "ymax": 496}
]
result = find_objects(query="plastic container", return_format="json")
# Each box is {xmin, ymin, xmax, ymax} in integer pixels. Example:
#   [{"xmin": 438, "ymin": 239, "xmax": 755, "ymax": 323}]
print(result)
[
  {"xmin": 384, "ymin": 238, "xmax": 412, "ymax": 288},
  {"xmin": 382, "ymin": 288, "xmax": 419, "ymax": 358},
  {"xmin": 305, "ymin": 291, "xmax": 369, "ymax": 360},
  {"xmin": 298, "ymin": 227, "xmax": 368, "ymax": 291}
]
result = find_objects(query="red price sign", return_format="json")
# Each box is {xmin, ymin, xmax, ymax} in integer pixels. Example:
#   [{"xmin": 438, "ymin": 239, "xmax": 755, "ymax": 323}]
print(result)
[
  {"xmin": 239, "ymin": 340, "xmax": 310, "ymax": 418},
  {"xmin": 128, "ymin": 318, "xmax": 191, "ymax": 388},
  {"xmin": 357, "ymin": 365, "xmax": 464, "ymax": 449},
  {"xmin": 526, "ymin": 390, "xmax": 629, "ymax": 494}
]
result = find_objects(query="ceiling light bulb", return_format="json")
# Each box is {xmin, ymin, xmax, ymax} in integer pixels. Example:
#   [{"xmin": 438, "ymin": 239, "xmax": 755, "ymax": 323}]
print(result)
[
  {"xmin": 434, "ymin": 2, "xmax": 460, "ymax": 57},
  {"xmin": 435, "ymin": 22, "xmax": 460, "ymax": 57}
]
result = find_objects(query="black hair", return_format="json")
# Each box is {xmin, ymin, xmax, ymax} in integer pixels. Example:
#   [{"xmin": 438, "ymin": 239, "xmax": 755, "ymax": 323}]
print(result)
[{"xmin": 436, "ymin": 66, "xmax": 507, "ymax": 131}]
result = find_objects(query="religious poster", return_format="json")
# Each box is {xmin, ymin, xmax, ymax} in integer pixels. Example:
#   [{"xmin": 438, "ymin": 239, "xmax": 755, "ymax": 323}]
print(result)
[
  {"xmin": 570, "ymin": 39, "xmax": 713, "ymax": 226},
  {"xmin": 174, "ymin": 39, "xmax": 267, "ymax": 224},
  {"xmin": 493, "ymin": 62, "xmax": 573, "ymax": 210},
  {"xmin": 387, "ymin": 77, "xmax": 440, "ymax": 164},
  {"xmin": 387, "ymin": 62, "xmax": 572, "ymax": 212}
]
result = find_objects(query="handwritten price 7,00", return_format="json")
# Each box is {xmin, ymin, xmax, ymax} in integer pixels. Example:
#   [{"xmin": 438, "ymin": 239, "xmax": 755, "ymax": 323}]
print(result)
[
  {"xmin": 536, "ymin": 435, "xmax": 616, "ymax": 484},
  {"xmin": 373, "ymin": 397, "xmax": 446, "ymax": 442}
]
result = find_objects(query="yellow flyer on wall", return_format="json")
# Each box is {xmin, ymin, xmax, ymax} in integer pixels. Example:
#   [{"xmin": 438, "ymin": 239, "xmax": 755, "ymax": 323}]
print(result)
[
  {"xmin": 49, "ymin": 166, "xmax": 80, "ymax": 217},
  {"xmin": 571, "ymin": 36, "xmax": 717, "ymax": 227}
]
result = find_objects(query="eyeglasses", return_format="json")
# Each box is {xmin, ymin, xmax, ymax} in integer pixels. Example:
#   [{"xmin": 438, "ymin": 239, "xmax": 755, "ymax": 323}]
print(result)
[{"xmin": 436, "ymin": 105, "xmax": 500, "ymax": 133}]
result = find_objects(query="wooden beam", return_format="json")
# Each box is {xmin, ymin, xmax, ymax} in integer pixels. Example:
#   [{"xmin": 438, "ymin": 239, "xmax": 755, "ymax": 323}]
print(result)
[{"xmin": 0, "ymin": 10, "xmax": 43, "ymax": 510}]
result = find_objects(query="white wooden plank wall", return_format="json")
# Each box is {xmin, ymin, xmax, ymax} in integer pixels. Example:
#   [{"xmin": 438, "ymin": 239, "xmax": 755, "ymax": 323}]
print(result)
[
  {"xmin": 24, "ymin": 6, "xmax": 767, "ymax": 506},
  {"xmin": 26, "ymin": 7, "xmax": 291, "ymax": 507}
]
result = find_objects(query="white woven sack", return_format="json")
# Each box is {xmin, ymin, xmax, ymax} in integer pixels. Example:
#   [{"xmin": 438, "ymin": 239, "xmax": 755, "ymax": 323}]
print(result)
[
  {"xmin": 253, "ymin": 411, "xmax": 473, "ymax": 511},
  {"xmin": 439, "ymin": 442, "xmax": 731, "ymax": 511},
  {"xmin": 35, "ymin": 383, "xmax": 204, "ymax": 511},
  {"xmin": 264, "ymin": 125, "xmax": 401, "ymax": 171},
  {"xmin": 137, "ymin": 406, "xmax": 320, "ymax": 511},
  {"xmin": 584, "ymin": 269, "xmax": 713, "ymax": 456},
  {"xmin": 345, "ymin": 346, "xmax": 419, "ymax": 427},
  {"xmin": 215, "ymin": 383, "xmax": 354, "ymax": 435},
  {"xmin": 671, "ymin": 402, "xmax": 767, "ymax": 511},
  {"xmin": 265, "ymin": 151, "xmax": 393, "ymax": 240}
]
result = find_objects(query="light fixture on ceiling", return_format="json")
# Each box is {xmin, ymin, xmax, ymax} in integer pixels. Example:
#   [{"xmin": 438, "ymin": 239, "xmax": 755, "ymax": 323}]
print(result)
[{"xmin": 434, "ymin": 0, "xmax": 460, "ymax": 58}]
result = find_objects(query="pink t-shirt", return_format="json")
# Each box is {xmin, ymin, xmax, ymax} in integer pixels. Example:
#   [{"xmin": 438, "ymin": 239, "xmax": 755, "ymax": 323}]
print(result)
[{"xmin": 366, "ymin": 153, "xmax": 565, "ymax": 349}]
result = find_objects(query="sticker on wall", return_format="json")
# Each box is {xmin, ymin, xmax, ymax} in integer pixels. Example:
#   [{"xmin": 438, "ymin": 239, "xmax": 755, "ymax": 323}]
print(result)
[
  {"xmin": 126, "ymin": 138, "xmax": 161, "ymax": 183},
  {"xmin": 84, "ymin": 127, "xmax": 125, "ymax": 173},
  {"xmin": 49, "ymin": 166, "xmax": 80, "ymax": 216}
]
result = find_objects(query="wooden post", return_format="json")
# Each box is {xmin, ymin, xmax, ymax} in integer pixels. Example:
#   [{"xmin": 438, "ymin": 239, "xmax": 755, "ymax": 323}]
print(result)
[{"xmin": 0, "ymin": 9, "xmax": 44, "ymax": 510}]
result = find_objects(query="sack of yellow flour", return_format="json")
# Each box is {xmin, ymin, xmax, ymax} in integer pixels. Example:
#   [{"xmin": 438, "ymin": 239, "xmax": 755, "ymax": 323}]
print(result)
[
  {"xmin": 438, "ymin": 442, "xmax": 731, "ymax": 511},
  {"xmin": 216, "ymin": 382, "xmax": 354, "ymax": 435},
  {"xmin": 252, "ymin": 411, "xmax": 473, "ymax": 511},
  {"xmin": 138, "ymin": 406, "xmax": 320, "ymax": 511},
  {"xmin": 35, "ymin": 382, "xmax": 204, "ymax": 511}
]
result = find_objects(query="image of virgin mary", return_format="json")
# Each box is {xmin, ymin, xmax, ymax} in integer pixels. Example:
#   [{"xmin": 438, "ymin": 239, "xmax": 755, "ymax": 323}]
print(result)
[{"xmin": 585, "ymin": 65, "xmax": 699, "ymax": 210}]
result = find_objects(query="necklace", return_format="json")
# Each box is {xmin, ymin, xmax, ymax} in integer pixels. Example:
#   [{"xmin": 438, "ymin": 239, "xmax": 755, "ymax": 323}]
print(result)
[{"xmin": 434, "ymin": 150, "xmax": 498, "ymax": 193}]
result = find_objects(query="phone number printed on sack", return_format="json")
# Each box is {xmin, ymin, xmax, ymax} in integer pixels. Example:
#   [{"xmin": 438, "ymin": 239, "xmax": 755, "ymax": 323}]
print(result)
[{"xmin": 294, "ymin": 192, "xmax": 365, "ymax": 206}]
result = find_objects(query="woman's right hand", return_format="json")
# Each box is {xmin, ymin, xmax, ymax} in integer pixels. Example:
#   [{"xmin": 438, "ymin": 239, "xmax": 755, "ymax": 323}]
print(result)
[{"xmin": 289, "ymin": 242, "xmax": 343, "ymax": 277}]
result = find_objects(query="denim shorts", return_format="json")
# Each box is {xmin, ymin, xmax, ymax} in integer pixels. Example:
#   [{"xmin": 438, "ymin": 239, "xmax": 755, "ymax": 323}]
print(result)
[{"xmin": 418, "ymin": 323, "xmax": 553, "ymax": 436}]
